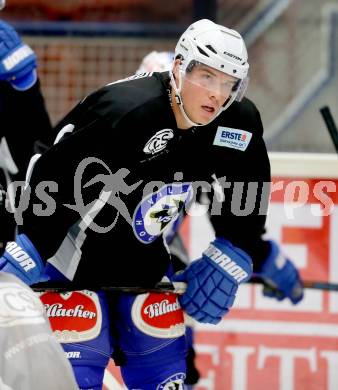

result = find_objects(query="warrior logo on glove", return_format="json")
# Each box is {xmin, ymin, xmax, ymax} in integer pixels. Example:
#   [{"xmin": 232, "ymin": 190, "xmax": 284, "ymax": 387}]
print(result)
[{"xmin": 204, "ymin": 243, "xmax": 249, "ymax": 282}]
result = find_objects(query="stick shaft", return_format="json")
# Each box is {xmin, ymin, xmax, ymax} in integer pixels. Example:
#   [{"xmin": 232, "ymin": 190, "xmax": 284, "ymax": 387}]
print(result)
[
  {"xmin": 31, "ymin": 279, "xmax": 338, "ymax": 294},
  {"xmin": 302, "ymin": 280, "xmax": 338, "ymax": 291},
  {"xmin": 320, "ymin": 106, "xmax": 338, "ymax": 153},
  {"xmin": 32, "ymin": 281, "xmax": 187, "ymax": 294},
  {"xmin": 250, "ymin": 277, "xmax": 338, "ymax": 292}
]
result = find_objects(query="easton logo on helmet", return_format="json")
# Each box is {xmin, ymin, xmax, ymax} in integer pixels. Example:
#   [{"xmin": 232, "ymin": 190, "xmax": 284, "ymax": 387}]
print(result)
[{"xmin": 223, "ymin": 51, "xmax": 243, "ymax": 62}]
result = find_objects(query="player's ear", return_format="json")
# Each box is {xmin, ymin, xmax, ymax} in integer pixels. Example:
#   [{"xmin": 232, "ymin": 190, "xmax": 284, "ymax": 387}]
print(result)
[{"xmin": 172, "ymin": 59, "xmax": 181, "ymax": 80}]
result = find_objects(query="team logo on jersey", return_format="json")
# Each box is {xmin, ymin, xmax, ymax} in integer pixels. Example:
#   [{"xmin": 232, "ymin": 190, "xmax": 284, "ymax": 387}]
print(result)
[
  {"xmin": 40, "ymin": 290, "xmax": 102, "ymax": 343},
  {"xmin": 131, "ymin": 292, "xmax": 185, "ymax": 338},
  {"xmin": 213, "ymin": 126, "xmax": 252, "ymax": 151},
  {"xmin": 143, "ymin": 129, "xmax": 174, "ymax": 155},
  {"xmin": 0, "ymin": 283, "xmax": 45, "ymax": 328},
  {"xmin": 156, "ymin": 373, "xmax": 186, "ymax": 390},
  {"xmin": 132, "ymin": 182, "xmax": 192, "ymax": 244}
]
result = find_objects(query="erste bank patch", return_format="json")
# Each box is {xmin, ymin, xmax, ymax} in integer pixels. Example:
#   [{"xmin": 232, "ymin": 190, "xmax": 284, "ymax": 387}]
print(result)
[{"xmin": 213, "ymin": 126, "xmax": 252, "ymax": 151}]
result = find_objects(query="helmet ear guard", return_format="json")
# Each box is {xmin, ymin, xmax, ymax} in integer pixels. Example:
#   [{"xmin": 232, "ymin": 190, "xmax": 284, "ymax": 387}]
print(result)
[
  {"xmin": 221, "ymin": 76, "xmax": 249, "ymax": 110},
  {"xmin": 235, "ymin": 76, "xmax": 249, "ymax": 102}
]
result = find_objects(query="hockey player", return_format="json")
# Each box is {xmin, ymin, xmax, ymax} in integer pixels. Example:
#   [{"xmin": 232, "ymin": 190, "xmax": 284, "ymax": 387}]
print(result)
[
  {"xmin": 0, "ymin": 272, "xmax": 80, "ymax": 390},
  {"xmin": 0, "ymin": 19, "xmax": 303, "ymax": 389},
  {"xmin": 137, "ymin": 49, "xmax": 304, "ymax": 388},
  {"xmin": 0, "ymin": 14, "xmax": 52, "ymax": 271},
  {"xmin": 0, "ymin": 13, "xmax": 53, "ymax": 281},
  {"xmin": 0, "ymin": 14, "xmax": 79, "ymax": 389},
  {"xmin": 0, "ymin": 170, "xmax": 78, "ymax": 390},
  {"xmin": 137, "ymin": 51, "xmax": 175, "ymax": 74},
  {"xmin": 138, "ymin": 49, "xmax": 304, "ymax": 305},
  {"xmin": 0, "ymin": 19, "xmax": 52, "ymax": 183}
]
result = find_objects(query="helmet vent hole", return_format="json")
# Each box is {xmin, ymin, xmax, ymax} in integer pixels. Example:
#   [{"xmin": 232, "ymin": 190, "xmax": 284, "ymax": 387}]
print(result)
[
  {"xmin": 233, "ymin": 69, "xmax": 237, "ymax": 73},
  {"xmin": 206, "ymin": 45, "xmax": 217, "ymax": 54},
  {"xmin": 220, "ymin": 65, "xmax": 224, "ymax": 68},
  {"xmin": 196, "ymin": 46, "xmax": 209, "ymax": 57}
]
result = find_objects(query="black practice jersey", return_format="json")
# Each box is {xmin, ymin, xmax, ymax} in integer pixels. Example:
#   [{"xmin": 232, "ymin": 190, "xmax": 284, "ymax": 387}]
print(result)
[{"xmin": 20, "ymin": 72, "xmax": 271, "ymax": 286}]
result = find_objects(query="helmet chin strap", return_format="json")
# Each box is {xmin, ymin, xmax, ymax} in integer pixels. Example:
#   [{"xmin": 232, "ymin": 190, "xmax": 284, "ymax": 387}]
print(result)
[
  {"xmin": 169, "ymin": 70, "xmax": 201, "ymax": 127},
  {"xmin": 169, "ymin": 69, "xmax": 231, "ymax": 128}
]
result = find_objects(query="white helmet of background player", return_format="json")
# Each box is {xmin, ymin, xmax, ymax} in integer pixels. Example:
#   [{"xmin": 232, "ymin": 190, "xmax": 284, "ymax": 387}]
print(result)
[
  {"xmin": 171, "ymin": 19, "xmax": 249, "ymax": 127},
  {"xmin": 0, "ymin": 0, "xmax": 5, "ymax": 10},
  {"xmin": 137, "ymin": 51, "xmax": 174, "ymax": 73}
]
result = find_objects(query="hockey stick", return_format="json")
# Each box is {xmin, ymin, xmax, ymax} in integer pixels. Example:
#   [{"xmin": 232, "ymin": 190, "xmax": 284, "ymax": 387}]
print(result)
[
  {"xmin": 31, "ymin": 281, "xmax": 188, "ymax": 294},
  {"xmin": 31, "ymin": 278, "xmax": 338, "ymax": 294},
  {"xmin": 320, "ymin": 106, "xmax": 338, "ymax": 153},
  {"xmin": 301, "ymin": 280, "xmax": 338, "ymax": 291},
  {"xmin": 250, "ymin": 277, "xmax": 338, "ymax": 292}
]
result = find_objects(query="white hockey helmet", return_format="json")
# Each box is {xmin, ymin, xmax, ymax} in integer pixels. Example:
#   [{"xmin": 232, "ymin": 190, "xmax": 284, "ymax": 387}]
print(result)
[
  {"xmin": 176, "ymin": 19, "xmax": 249, "ymax": 80},
  {"xmin": 137, "ymin": 51, "xmax": 174, "ymax": 73},
  {"xmin": 171, "ymin": 19, "xmax": 249, "ymax": 127},
  {"xmin": 0, "ymin": 0, "xmax": 5, "ymax": 10}
]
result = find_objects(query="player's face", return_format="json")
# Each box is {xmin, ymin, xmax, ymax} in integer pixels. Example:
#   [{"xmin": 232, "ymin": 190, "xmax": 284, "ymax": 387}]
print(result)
[{"xmin": 180, "ymin": 62, "xmax": 239, "ymax": 124}]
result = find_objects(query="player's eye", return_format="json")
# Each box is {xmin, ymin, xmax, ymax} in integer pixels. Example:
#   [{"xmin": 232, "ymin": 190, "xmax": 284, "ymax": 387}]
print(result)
[{"xmin": 201, "ymin": 72, "xmax": 212, "ymax": 80}]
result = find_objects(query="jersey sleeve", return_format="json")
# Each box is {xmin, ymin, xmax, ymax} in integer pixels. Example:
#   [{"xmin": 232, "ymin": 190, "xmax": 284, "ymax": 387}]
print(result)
[
  {"xmin": 17, "ymin": 78, "xmax": 165, "ymax": 266},
  {"xmin": 0, "ymin": 79, "xmax": 53, "ymax": 180},
  {"xmin": 209, "ymin": 99, "xmax": 271, "ymax": 268},
  {"xmin": 18, "ymin": 100, "xmax": 124, "ymax": 262}
]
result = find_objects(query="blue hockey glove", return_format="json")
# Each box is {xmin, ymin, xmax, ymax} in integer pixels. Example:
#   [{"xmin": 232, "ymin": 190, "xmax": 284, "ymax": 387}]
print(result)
[
  {"xmin": 0, "ymin": 20, "xmax": 37, "ymax": 90},
  {"xmin": 255, "ymin": 240, "xmax": 304, "ymax": 304},
  {"xmin": 172, "ymin": 238, "xmax": 252, "ymax": 324},
  {"xmin": 0, "ymin": 233, "xmax": 47, "ymax": 285}
]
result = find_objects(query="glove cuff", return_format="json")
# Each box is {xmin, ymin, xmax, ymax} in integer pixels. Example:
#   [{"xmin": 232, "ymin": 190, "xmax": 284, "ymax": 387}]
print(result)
[
  {"xmin": 10, "ymin": 68, "xmax": 37, "ymax": 91},
  {"xmin": 254, "ymin": 240, "xmax": 286, "ymax": 280},
  {"xmin": 264, "ymin": 240, "xmax": 283, "ymax": 269},
  {"xmin": 4, "ymin": 233, "xmax": 44, "ymax": 284}
]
